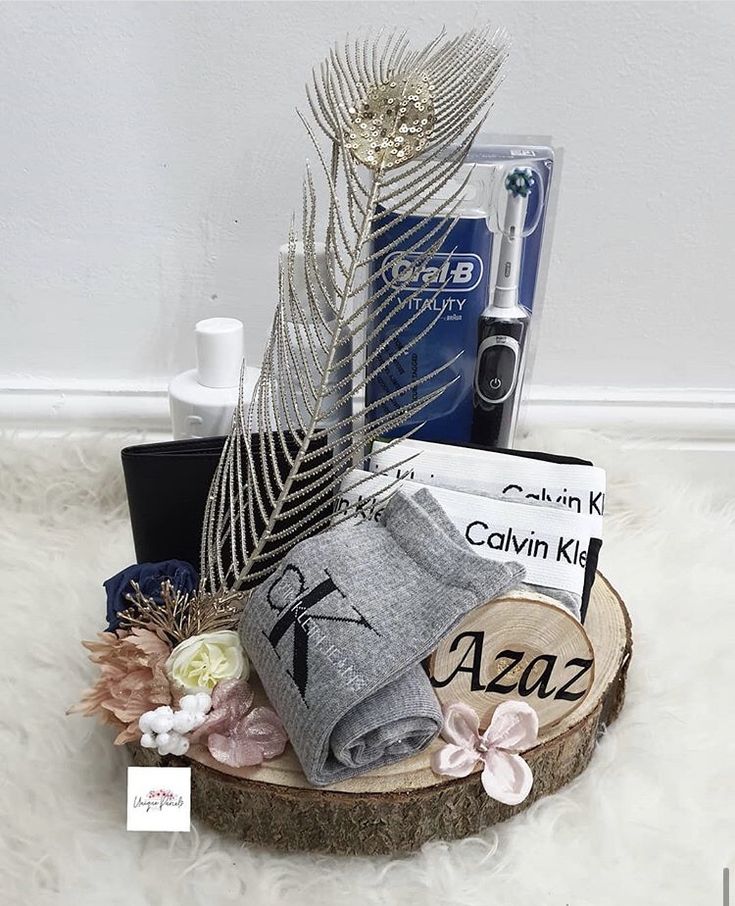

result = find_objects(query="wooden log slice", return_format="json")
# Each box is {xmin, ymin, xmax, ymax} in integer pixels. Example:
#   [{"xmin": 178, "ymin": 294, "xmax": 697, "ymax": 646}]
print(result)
[
  {"xmin": 131, "ymin": 572, "xmax": 632, "ymax": 855},
  {"xmin": 429, "ymin": 594, "xmax": 596, "ymax": 733}
]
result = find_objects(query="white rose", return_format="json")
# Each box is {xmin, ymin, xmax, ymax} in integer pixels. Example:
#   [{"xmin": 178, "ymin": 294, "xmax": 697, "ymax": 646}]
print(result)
[{"xmin": 165, "ymin": 630, "xmax": 249, "ymax": 692}]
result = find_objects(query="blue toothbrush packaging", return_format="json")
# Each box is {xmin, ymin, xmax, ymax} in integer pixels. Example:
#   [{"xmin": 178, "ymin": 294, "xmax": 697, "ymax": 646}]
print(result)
[{"xmin": 365, "ymin": 139, "xmax": 556, "ymax": 448}]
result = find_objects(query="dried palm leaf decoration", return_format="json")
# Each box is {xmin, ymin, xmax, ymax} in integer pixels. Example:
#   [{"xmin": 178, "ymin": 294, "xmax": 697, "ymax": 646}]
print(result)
[{"xmin": 202, "ymin": 27, "xmax": 509, "ymax": 592}]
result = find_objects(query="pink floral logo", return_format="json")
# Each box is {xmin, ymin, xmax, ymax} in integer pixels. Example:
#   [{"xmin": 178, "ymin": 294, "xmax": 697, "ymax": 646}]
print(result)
[{"xmin": 133, "ymin": 788, "xmax": 184, "ymax": 813}]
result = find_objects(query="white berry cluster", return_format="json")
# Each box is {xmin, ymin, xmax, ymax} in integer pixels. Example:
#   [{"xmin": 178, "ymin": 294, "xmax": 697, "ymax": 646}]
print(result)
[{"xmin": 138, "ymin": 693, "xmax": 212, "ymax": 756}]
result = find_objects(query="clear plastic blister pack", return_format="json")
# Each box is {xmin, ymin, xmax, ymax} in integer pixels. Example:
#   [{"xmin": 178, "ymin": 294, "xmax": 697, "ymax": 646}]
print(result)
[{"xmin": 365, "ymin": 136, "xmax": 557, "ymax": 449}]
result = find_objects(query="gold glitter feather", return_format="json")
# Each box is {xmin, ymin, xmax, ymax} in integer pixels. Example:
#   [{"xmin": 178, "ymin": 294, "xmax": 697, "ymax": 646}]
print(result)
[
  {"xmin": 202, "ymin": 27, "xmax": 509, "ymax": 593},
  {"xmin": 346, "ymin": 72, "xmax": 436, "ymax": 169}
]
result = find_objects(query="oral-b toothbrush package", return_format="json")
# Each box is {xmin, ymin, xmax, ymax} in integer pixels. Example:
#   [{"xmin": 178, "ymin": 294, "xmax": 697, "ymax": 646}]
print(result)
[{"xmin": 365, "ymin": 138, "xmax": 556, "ymax": 449}]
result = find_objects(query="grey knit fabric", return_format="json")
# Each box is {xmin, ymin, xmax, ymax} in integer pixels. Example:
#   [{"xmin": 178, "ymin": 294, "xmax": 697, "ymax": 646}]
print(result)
[
  {"xmin": 414, "ymin": 486, "xmax": 582, "ymax": 619},
  {"xmin": 240, "ymin": 489, "xmax": 525, "ymax": 786}
]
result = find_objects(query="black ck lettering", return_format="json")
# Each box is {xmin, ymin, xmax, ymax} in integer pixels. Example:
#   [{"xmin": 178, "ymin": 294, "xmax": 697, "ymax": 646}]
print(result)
[
  {"xmin": 465, "ymin": 521, "xmax": 550, "ymax": 560},
  {"xmin": 589, "ymin": 490, "xmax": 605, "ymax": 516},
  {"xmin": 502, "ymin": 483, "xmax": 582, "ymax": 515},
  {"xmin": 556, "ymin": 536, "xmax": 587, "ymax": 567},
  {"xmin": 265, "ymin": 565, "xmax": 376, "ymax": 701}
]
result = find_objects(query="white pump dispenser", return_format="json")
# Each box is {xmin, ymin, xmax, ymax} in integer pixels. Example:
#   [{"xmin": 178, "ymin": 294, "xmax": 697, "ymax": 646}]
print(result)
[
  {"xmin": 168, "ymin": 317, "xmax": 259, "ymax": 440},
  {"xmin": 278, "ymin": 242, "xmax": 352, "ymax": 446}
]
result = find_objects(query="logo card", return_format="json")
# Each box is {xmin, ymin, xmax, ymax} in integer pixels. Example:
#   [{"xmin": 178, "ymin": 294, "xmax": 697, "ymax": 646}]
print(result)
[{"xmin": 126, "ymin": 766, "xmax": 191, "ymax": 832}]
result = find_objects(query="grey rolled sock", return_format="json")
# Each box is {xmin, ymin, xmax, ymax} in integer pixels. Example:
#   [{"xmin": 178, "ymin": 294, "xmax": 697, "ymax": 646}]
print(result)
[
  {"xmin": 240, "ymin": 490, "xmax": 525, "ymax": 786},
  {"xmin": 329, "ymin": 668, "xmax": 440, "ymax": 770}
]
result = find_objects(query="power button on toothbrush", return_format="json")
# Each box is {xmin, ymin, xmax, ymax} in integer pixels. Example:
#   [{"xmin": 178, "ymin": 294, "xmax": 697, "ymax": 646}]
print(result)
[{"xmin": 474, "ymin": 335, "xmax": 521, "ymax": 406}]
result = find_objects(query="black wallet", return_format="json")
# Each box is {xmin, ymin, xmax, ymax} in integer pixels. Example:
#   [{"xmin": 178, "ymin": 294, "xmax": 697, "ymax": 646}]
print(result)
[
  {"xmin": 122, "ymin": 436, "xmax": 228, "ymax": 569},
  {"xmin": 121, "ymin": 432, "xmax": 331, "ymax": 579}
]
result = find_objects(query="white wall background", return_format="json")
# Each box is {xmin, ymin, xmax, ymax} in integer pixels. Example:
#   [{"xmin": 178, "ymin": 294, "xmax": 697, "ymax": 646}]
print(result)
[{"xmin": 1, "ymin": 1, "xmax": 734, "ymax": 435}]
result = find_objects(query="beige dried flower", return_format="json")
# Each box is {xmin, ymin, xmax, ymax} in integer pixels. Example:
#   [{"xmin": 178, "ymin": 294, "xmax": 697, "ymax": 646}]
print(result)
[{"xmin": 68, "ymin": 628, "xmax": 172, "ymax": 744}]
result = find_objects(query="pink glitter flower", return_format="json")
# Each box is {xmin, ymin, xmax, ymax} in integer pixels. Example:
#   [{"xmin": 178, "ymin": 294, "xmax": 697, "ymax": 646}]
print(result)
[{"xmin": 191, "ymin": 678, "xmax": 288, "ymax": 768}]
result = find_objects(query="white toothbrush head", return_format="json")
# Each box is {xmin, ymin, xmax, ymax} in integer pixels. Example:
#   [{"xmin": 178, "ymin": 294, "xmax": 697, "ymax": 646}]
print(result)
[{"xmin": 505, "ymin": 167, "xmax": 536, "ymax": 198}]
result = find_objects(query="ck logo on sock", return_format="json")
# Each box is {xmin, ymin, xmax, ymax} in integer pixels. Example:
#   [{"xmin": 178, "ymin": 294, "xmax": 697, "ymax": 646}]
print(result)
[{"xmin": 265, "ymin": 565, "xmax": 376, "ymax": 702}]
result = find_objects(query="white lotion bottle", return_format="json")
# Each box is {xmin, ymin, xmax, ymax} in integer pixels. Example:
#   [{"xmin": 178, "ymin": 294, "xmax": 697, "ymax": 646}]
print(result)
[{"xmin": 168, "ymin": 317, "xmax": 259, "ymax": 440}]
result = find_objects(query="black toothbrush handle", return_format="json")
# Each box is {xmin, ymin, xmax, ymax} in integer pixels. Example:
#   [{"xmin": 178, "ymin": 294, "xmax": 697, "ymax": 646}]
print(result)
[{"xmin": 471, "ymin": 316, "xmax": 527, "ymax": 447}]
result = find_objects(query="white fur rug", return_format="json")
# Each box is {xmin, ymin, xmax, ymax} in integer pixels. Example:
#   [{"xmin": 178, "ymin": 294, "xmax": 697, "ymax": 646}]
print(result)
[{"xmin": 1, "ymin": 429, "xmax": 733, "ymax": 906}]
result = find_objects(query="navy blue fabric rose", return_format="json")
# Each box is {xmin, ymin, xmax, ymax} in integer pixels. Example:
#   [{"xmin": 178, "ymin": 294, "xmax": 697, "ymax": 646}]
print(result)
[{"xmin": 104, "ymin": 560, "xmax": 198, "ymax": 632}]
